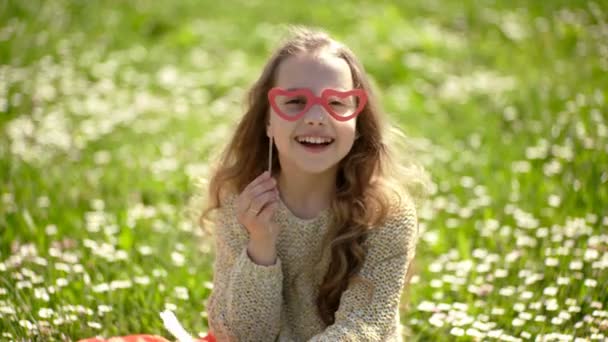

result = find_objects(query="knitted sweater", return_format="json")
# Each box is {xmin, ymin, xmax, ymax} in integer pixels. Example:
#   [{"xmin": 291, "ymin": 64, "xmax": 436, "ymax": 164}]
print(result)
[{"xmin": 205, "ymin": 192, "xmax": 419, "ymax": 342}]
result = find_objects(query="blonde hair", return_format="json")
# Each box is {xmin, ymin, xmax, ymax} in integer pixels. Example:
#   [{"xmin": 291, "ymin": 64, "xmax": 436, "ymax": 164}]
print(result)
[{"xmin": 191, "ymin": 24, "xmax": 431, "ymax": 326}]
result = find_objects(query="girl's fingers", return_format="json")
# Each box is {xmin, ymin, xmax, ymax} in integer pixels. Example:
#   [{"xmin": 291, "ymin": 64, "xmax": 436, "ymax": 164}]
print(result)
[
  {"xmin": 236, "ymin": 172, "xmax": 280, "ymax": 238},
  {"xmin": 237, "ymin": 172, "xmax": 272, "ymax": 211},
  {"xmin": 244, "ymin": 177, "xmax": 275, "ymax": 207},
  {"xmin": 259, "ymin": 200, "xmax": 279, "ymax": 221},
  {"xmin": 248, "ymin": 190, "xmax": 278, "ymax": 216},
  {"xmin": 250, "ymin": 178, "xmax": 277, "ymax": 198},
  {"xmin": 244, "ymin": 171, "xmax": 271, "ymax": 194}
]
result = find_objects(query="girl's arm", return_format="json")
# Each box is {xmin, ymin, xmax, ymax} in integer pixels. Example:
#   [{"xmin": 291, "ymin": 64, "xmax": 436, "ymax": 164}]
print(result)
[
  {"xmin": 308, "ymin": 200, "xmax": 419, "ymax": 342},
  {"xmin": 205, "ymin": 194, "xmax": 284, "ymax": 342}
]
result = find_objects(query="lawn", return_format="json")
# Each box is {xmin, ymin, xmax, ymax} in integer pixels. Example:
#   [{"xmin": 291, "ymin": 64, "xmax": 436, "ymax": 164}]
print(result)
[{"xmin": 1, "ymin": 0, "xmax": 607, "ymax": 340}]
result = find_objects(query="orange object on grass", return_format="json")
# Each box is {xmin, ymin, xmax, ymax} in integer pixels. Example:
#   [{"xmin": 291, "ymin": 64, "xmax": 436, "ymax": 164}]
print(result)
[{"xmin": 77, "ymin": 333, "xmax": 216, "ymax": 342}]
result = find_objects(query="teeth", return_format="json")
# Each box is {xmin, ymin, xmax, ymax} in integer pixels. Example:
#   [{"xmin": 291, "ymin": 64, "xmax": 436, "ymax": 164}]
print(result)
[{"xmin": 296, "ymin": 136, "xmax": 333, "ymax": 144}]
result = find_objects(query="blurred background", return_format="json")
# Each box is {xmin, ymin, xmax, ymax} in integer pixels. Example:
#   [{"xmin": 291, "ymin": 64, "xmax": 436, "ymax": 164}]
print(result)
[{"xmin": 1, "ymin": 0, "xmax": 607, "ymax": 340}]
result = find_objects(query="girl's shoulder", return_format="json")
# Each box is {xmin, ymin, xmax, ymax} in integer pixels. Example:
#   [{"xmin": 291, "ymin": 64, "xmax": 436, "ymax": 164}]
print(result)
[
  {"xmin": 212, "ymin": 191, "xmax": 250, "ymax": 241},
  {"xmin": 367, "ymin": 192, "xmax": 418, "ymax": 247},
  {"xmin": 219, "ymin": 191, "xmax": 238, "ymax": 207},
  {"xmin": 206, "ymin": 189, "xmax": 239, "ymax": 227},
  {"xmin": 386, "ymin": 190, "xmax": 417, "ymax": 222}
]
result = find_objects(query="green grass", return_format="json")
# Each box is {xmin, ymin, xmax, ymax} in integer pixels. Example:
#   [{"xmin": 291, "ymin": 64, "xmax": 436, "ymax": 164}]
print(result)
[{"xmin": 1, "ymin": 0, "xmax": 607, "ymax": 340}]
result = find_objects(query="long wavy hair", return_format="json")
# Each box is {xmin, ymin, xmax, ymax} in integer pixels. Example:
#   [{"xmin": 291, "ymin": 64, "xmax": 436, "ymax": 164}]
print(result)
[{"xmin": 193, "ymin": 25, "xmax": 431, "ymax": 326}]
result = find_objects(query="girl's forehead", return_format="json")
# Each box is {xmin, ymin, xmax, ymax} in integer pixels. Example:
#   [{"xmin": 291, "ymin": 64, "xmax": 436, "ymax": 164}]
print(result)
[{"xmin": 275, "ymin": 53, "xmax": 353, "ymax": 91}]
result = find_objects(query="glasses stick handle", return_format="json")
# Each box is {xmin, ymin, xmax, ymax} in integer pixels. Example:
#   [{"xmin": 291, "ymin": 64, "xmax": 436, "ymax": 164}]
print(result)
[{"xmin": 268, "ymin": 136, "xmax": 273, "ymax": 174}]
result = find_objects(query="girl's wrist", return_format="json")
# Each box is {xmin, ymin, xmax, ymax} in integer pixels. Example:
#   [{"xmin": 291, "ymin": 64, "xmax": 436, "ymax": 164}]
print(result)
[
  {"xmin": 246, "ymin": 239, "xmax": 277, "ymax": 266},
  {"xmin": 248, "ymin": 228, "xmax": 278, "ymax": 247}
]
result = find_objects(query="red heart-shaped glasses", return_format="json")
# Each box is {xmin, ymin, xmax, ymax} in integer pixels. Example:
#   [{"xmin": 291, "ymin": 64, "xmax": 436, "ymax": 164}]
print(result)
[{"xmin": 268, "ymin": 87, "xmax": 367, "ymax": 122}]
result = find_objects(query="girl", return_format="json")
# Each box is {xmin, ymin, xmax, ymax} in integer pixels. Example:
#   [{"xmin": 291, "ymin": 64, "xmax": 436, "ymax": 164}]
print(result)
[
  {"xmin": 197, "ymin": 25, "xmax": 430, "ymax": 341},
  {"xmin": 80, "ymin": 25, "xmax": 429, "ymax": 342}
]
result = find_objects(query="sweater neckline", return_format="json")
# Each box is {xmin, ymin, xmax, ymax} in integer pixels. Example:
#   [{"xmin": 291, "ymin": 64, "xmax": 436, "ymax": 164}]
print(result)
[{"xmin": 276, "ymin": 195, "xmax": 331, "ymax": 225}]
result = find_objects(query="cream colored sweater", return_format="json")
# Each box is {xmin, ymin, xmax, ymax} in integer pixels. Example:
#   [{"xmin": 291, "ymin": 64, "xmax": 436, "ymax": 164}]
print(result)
[{"xmin": 205, "ymin": 192, "xmax": 419, "ymax": 342}]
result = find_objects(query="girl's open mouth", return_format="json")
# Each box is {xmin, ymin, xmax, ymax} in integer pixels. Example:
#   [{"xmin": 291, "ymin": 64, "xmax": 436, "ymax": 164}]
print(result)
[{"xmin": 295, "ymin": 138, "xmax": 334, "ymax": 154}]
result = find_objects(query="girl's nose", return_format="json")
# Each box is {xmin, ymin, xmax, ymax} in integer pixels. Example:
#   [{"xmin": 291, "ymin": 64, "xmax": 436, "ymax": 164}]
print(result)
[{"xmin": 303, "ymin": 104, "xmax": 329, "ymax": 124}]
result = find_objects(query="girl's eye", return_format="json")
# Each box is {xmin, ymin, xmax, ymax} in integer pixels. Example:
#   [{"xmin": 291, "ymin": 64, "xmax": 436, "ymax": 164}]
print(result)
[
  {"xmin": 330, "ymin": 101, "xmax": 344, "ymax": 106},
  {"xmin": 286, "ymin": 98, "xmax": 305, "ymax": 105}
]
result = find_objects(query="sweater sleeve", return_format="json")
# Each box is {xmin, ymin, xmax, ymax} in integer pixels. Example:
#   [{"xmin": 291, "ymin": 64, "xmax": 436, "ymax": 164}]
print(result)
[
  {"xmin": 205, "ymin": 193, "xmax": 284, "ymax": 342},
  {"xmin": 307, "ymin": 199, "xmax": 419, "ymax": 342}
]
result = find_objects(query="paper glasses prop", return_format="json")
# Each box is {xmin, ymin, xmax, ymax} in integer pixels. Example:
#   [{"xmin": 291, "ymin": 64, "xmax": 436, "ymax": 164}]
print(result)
[
  {"xmin": 268, "ymin": 87, "xmax": 368, "ymax": 122},
  {"xmin": 266, "ymin": 87, "xmax": 368, "ymax": 173}
]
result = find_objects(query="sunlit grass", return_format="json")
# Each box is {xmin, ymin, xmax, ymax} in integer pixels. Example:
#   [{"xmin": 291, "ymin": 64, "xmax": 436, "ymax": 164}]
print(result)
[{"xmin": 1, "ymin": 0, "xmax": 607, "ymax": 340}]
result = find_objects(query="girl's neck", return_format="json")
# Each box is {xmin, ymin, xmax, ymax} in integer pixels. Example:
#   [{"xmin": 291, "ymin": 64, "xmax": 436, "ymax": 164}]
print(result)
[{"xmin": 276, "ymin": 168, "xmax": 336, "ymax": 220}]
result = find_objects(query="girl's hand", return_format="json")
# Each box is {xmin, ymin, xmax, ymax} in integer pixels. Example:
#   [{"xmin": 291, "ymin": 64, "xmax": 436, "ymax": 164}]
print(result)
[{"xmin": 236, "ymin": 171, "xmax": 280, "ymax": 243}]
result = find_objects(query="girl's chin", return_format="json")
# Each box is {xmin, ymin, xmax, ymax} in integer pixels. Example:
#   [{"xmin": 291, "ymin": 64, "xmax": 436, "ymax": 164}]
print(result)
[{"xmin": 291, "ymin": 155, "xmax": 340, "ymax": 175}]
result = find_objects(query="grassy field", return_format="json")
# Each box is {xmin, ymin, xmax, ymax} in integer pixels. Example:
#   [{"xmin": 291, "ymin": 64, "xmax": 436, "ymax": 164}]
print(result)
[{"xmin": 1, "ymin": 0, "xmax": 607, "ymax": 340}]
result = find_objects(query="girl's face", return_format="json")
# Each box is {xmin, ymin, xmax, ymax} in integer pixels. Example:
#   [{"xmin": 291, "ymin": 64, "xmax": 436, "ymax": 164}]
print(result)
[{"xmin": 267, "ymin": 52, "xmax": 358, "ymax": 175}]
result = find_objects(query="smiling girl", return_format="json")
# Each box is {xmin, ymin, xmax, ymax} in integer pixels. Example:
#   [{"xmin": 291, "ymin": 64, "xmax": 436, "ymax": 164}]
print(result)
[
  {"xmin": 77, "ymin": 24, "xmax": 429, "ymax": 342},
  {"xmin": 196, "ymin": 25, "xmax": 431, "ymax": 341}
]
